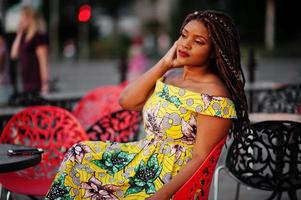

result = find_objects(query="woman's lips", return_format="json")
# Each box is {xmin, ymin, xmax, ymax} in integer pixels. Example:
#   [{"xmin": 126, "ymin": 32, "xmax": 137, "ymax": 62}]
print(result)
[{"xmin": 178, "ymin": 50, "xmax": 189, "ymax": 57}]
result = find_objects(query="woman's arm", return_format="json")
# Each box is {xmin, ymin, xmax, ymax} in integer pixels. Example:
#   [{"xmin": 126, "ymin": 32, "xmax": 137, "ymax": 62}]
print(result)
[
  {"xmin": 119, "ymin": 41, "xmax": 180, "ymax": 111},
  {"xmin": 10, "ymin": 21, "xmax": 27, "ymax": 60},
  {"xmin": 147, "ymin": 115, "xmax": 232, "ymax": 200},
  {"xmin": 10, "ymin": 32, "xmax": 23, "ymax": 60},
  {"xmin": 36, "ymin": 45, "xmax": 48, "ymax": 93}
]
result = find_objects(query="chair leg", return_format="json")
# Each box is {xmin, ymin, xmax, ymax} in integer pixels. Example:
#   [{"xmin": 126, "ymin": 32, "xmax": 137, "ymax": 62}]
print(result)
[
  {"xmin": 213, "ymin": 165, "xmax": 225, "ymax": 200},
  {"xmin": 0, "ymin": 187, "xmax": 12, "ymax": 200},
  {"xmin": 234, "ymin": 182, "xmax": 240, "ymax": 200},
  {"xmin": 6, "ymin": 190, "xmax": 11, "ymax": 200}
]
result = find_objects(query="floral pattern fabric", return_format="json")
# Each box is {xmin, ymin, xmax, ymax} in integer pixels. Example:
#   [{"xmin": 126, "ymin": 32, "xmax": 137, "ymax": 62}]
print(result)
[{"xmin": 45, "ymin": 78, "xmax": 237, "ymax": 200}]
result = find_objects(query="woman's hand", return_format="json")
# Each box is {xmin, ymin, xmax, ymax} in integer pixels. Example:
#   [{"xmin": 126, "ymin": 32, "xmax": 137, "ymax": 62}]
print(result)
[
  {"xmin": 160, "ymin": 40, "xmax": 181, "ymax": 69},
  {"xmin": 17, "ymin": 21, "xmax": 26, "ymax": 34},
  {"xmin": 41, "ymin": 82, "xmax": 49, "ymax": 94}
]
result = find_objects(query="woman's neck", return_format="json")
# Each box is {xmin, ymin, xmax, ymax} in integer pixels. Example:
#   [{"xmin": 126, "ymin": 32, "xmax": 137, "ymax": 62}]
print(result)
[
  {"xmin": 182, "ymin": 65, "xmax": 211, "ymax": 82},
  {"xmin": 26, "ymin": 24, "xmax": 37, "ymax": 41}
]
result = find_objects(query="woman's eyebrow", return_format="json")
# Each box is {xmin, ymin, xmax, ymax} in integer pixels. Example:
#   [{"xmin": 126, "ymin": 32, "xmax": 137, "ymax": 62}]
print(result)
[{"xmin": 182, "ymin": 28, "xmax": 208, "ymax": 41}]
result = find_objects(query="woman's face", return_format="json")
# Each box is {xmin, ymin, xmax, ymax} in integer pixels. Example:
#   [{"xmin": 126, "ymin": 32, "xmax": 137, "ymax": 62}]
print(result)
[
  {"xmin": 177, "ymin": 20, "xmax": 213, "ymax": 67},
  {"xmin": 19, "ymin": 12, "xmax": 31, "ymax": 30}
]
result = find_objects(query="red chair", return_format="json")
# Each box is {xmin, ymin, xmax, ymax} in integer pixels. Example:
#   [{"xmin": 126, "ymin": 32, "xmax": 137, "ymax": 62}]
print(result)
[
  {"xmin": 72, "ymin": 84, "xmax": 126, "ymax": 130},
  {"xmin": 73, "ymin": 83, "xmax": 142, "ymax": 142},
  {"xmin": 86, "ymin": 109, "xmax": 141, "ymax": 142},
  {"xmin": 0, "ymin": 106, "xmax": 88, "ymax": 197},
  {"xmin": 173, "ymin": 138, "xmax": 226, "ymax": 200}
]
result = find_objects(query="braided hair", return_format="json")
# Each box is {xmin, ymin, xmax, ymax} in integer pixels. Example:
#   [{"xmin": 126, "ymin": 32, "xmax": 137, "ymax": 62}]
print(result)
[{"xmin": 180, "ymin": 10, "xmax": 250, "ymax": 139}]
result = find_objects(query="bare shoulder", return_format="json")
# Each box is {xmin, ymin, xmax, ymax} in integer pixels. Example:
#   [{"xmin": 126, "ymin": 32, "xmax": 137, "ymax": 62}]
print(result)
[
  {"xmin": 164, "ymin": 69, "xmax": 182, "ymax": 83},
  {"xmin": 195, "ymin": 74, "xmax": 231, "ymax": 98}
]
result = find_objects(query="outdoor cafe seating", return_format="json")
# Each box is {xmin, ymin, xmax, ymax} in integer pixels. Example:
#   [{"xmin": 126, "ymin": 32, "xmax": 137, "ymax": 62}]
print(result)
[
  {"xmin": 0, "ymin": 106, "xmax": 87, "ymax": 199},
  {"xmin": 213, "ymin": 82, "xmax": 301, "ymax": 200},
  {"xmin": 214, "ymin": 120, "xmax": 301, "ymax": 200},
  {"xmin": 0, "ymin": 81, "xmax": 300, "ymax": 199}
]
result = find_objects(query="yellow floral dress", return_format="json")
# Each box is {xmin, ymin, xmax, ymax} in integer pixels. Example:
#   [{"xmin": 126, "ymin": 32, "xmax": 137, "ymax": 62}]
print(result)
[{"xmin": 45, "ymin": 78, "xmax": 237, "ymax": 200}]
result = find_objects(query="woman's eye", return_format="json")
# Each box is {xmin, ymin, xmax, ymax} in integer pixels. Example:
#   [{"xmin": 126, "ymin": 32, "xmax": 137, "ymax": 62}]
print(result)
[
  {"xmin": 181, "ymin": 33, "xmax": 187, "ymax": 38},
  {"xmin": 195, "ymin": 40, "xmax": 204, "ymax": 45}
]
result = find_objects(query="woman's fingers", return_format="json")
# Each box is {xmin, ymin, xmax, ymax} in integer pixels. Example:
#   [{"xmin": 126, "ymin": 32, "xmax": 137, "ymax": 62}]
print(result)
[{"xmin": 162, "ymin": 41, "xmax": 178, "ymax": 68}]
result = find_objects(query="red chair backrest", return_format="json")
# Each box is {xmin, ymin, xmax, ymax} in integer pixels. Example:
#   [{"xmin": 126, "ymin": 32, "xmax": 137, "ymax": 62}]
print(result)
[
  {"xmin": 173, "ymin": 138, "xmax": 226, "ymax": 200},
  {"xmin": 0, "ymin": 106, "xmax": 88, "ymax": 194},
  {"xmin": 72, "ymin": 84, "xmax": 126, "ymax": 130},
  {"xmin": 86, "ymin": 109, "xmax": 141, "ymax": 142}
]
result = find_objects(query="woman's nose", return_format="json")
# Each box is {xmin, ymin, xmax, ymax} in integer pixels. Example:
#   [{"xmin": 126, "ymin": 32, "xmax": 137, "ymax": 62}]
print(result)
[{"xmin": 182, "ymin": 39, "xmax": 192, "ymax": 49}]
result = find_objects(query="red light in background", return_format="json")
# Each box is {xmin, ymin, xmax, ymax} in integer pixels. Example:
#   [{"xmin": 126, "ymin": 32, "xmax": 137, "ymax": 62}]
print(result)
[{"xmin": 78, "ymin": 4, "xmax": 91, "ymax": 22}]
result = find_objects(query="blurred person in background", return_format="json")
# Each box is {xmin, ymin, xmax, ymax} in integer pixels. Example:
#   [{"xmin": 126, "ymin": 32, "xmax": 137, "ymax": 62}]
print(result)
[
  {"xmin": 0, "ymin": 21, "xmax": 12, "ymax": 105},
  {"xmin": 127, "ymin": 35, "xmax": 149, "ymax": 81},
  {"xmin": 46, "ymin": 10, "xmax": 248, "ymax": 200},
  {"xmin": 10, "ymin": 6, "xmax": 49, "ymax": 94}
]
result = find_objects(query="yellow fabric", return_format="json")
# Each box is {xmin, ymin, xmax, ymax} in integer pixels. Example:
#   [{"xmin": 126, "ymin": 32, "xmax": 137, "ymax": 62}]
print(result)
[{"xmin": 45, "ymin": 78, "xmax": 236, "ymax": 200}]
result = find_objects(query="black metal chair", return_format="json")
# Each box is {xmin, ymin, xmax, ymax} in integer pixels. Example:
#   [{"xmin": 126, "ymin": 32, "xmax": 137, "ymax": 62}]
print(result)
[
  {"xmin": 253, "ymin": 84, "xmax": 301, "ymax": 113},
  {"xmin": 214, "ymin": 120, "xmax": 301, "ymax": 200}
]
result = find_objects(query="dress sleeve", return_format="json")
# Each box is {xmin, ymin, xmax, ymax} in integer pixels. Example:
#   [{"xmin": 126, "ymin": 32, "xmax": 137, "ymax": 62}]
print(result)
[
  {"xmin": 34, "ymin": 33, "xmax": 48, "ymax": 47},
  {"xmin": 181, "ymin": 93, "xmax": 237, "ymax": 119}
]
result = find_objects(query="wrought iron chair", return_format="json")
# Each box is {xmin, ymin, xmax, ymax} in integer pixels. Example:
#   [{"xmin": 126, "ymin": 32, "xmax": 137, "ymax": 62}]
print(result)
[
  {"xmin": 173, "ymin": 137, "xmax": 226, "ymax": 200},
  {"xmin": 254, "ymin": 84, "xmax": 301, "ymax": 113},
  {"xmin": 0, "ymin": 106, "xmax": 88, "ymax": 199},
  {"xmin": 214, "ymin": 121, "xmax": 301, "ymax": 200}
]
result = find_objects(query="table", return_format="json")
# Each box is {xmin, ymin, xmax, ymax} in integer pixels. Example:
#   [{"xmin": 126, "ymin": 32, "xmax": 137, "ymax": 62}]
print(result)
[
  {"xmin": 249, "ymin": 113, "xmax": 301, "ymax": 123},
  {"xmin": 245, "ymin": 81, "xmax": 285, "ymax": 91},
  {"xmin": 42, "ymin": 91, "xmax": 85, "ymax": 100},
  {"xmin": 0, "ymin": 107, "xmax": 24, "ymax": 132},
  {"xmin": 42, "ymin": 91, "xmax": 84, "ymax": 111},
  {"xmin": 0, "ymin": 144, "xmax": 42, "ymax": 173}
]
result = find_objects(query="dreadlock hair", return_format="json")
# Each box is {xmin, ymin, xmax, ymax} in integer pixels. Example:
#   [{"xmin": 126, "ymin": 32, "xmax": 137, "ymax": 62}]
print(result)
[{"xmin": 180, "ymin": 10, "xmax": 250, "ymax": 139}]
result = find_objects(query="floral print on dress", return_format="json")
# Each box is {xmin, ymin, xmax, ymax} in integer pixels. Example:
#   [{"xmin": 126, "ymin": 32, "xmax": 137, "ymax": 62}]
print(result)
[
  {"xmin": 143, "ymin": 103, "xmax": 163, "ymax": 134},
  {"xmin": 181, "ymin": 115, "xmax": 197, "ymax": 144},
  {"xmin": 64, "ymin": 143, "xmax": 92, "ymax": 163},
  {"xmin": 92, "ymin": 150, "xmax": 136, "ymax": 175},
  {"xmin": 156, "ymin": 85, "xmax": 182, "ymax": 108},
  {"xmin": 125, "ymin": 154, "xmax": 162, "ymax": 196},
  {"xmin": 45, "ymin": 173, "xmax": 72, "ymax": 200},
  {"xmin": 201, "ymin": 93, "xmax": 232, "ymax": 117},
  {"xmin": 81, "ymin": 175, "xmax": 121, "ymax": 200},
  {"xmin": 171, "ymin": 144, "xmax": 186, "ymax": 162},
  {"xmin": 202, "ymin": 94, "xmax": 223, "ymax": 109}
]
